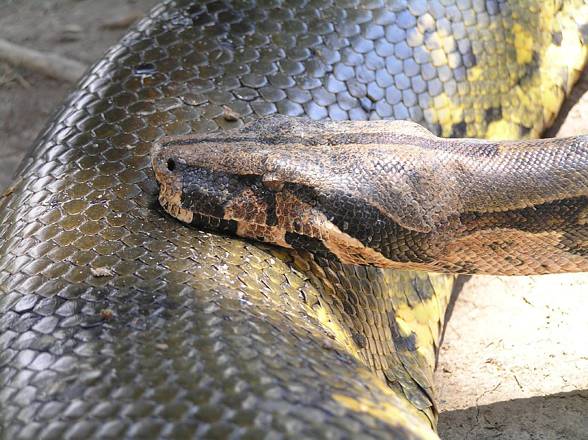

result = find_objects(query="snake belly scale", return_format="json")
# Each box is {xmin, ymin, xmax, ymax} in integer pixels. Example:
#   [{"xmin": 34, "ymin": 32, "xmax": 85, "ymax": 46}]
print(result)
[{"xmin": 1, "ymin": 1, "xmax": 588, "ymax": 439}]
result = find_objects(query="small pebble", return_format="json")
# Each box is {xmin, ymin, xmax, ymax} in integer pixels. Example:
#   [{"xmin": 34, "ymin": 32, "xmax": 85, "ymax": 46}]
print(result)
[
  {"xmin": 91, "ymin": 267, "xmax": 113, "ymax": 277},
  {"xmin": 223, "ymin": 105, "xmax": 241, "ymax": 121},
  {"xmin": 99, "ymin": 308, "xmax": 114, "ymax": 320}
]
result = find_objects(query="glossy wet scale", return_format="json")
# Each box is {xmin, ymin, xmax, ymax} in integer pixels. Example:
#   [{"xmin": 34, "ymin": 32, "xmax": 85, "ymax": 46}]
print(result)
[{"xmin": 1, "ymin": 0, "xmax": 588, "ymax": 439}]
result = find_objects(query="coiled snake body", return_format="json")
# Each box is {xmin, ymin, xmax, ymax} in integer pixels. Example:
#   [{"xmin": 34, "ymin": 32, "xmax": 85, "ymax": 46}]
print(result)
[{"xmin": 2, "ymin": 1, "xmax": 588, "ymax": 439}]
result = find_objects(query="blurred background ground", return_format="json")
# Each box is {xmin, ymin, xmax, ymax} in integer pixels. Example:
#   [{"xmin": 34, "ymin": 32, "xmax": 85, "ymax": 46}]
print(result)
[
  {"xmin": 0, "ymin": 0, "xmax": 158, "ymax": 187},
  {"xmin": 0, "ymin": 1, "xmax": 587, "ymax": 439}
]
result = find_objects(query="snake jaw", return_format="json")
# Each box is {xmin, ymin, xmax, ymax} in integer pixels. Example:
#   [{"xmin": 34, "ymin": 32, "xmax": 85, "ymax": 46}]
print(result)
[{"xmin": 152, "ymin": 143, "xmax": 194, "ymax": 224}]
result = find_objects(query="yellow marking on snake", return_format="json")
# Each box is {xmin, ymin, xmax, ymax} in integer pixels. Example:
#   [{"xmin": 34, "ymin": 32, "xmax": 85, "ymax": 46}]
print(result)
[
  {"xmin": 426, "ymin": 1, "xmax": 588, "ymax": 139},
  {"xmin": 513, "ymin": 23, "xmax": 534, "ymax": 64},
  {"xmin": 312, "ymin": 301, "xmax": 362, "ymax": 361},
  {"xmin": 395, "ymin": 302, "xmax": 438, "ymax": 369},
  {"xmin": 333, "ymin": 393, "xmax": 439, "ymax": 440}
]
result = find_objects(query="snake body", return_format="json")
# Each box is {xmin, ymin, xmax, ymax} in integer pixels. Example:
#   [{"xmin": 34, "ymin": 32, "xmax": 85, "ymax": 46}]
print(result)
[
  {"xmin": 154, "ymin": 116, "xmax": 588, "ymax": 275},
  {"xmin": 2, "ymin": 0, "xmax": 588, "ymax": 439}
]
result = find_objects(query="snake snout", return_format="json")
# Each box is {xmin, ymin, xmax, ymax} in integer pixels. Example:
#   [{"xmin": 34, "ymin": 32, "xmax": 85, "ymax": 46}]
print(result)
[
  {"xmin": 152, "ymin": 144, "xmax": 175, "ymax": 178},
  {"xmin": 151, "ymin": 143, "xmax": 188, "ymax": 195}
]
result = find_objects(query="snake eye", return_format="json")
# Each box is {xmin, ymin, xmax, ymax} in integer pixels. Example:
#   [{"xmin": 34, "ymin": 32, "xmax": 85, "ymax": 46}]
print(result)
[{"xmin": 167, "ymin": 158, "xmax": 176, "ymax": 171}]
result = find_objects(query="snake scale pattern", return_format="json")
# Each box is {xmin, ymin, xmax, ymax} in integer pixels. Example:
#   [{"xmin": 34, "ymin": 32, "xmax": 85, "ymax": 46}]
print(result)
[
  {"xmin": 153, "ymin": 116, "xmax": 588, "ymax": 275},
  {"xmin": 1, "ymin": 0, "xmax": 588, "ymax": 439}
]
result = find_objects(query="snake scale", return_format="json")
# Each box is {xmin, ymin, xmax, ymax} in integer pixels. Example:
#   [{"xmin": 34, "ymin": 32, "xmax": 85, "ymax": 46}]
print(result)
[
  {"xmin": 154, "ymin": 116, "xmax": 588, "ymax": 275},
  {"xmin": 1, "ymin": 0, "xmax": 588, "ymax": 439}
]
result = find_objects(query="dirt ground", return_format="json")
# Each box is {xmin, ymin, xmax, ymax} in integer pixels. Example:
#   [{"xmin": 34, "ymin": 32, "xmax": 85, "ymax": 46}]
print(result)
[{"xmin": 1, "ymin": 1, "xmax": 587, "ymax": 439}]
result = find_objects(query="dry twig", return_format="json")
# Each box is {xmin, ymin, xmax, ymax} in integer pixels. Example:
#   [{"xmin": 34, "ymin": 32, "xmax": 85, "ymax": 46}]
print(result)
[
  {"xmin": 0, "ymin": 38, "xmax": 87, "ymax": 83},
  {"xmin": 101, "ymin": 11, "xmax": 144, "ymax": 30}
]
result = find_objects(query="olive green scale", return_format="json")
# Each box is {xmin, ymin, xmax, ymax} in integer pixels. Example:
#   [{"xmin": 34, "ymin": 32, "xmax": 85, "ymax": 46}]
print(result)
[{"xmin": 0, "ymin": 0, "xmax": 587, "ymax": 438}]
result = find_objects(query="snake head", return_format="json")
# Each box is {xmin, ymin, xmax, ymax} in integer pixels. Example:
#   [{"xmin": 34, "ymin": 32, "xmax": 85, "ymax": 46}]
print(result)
[
  {"xmin": 152, "ymin": 116, "xmax": 460, "ymax": 267},
  {"xmin": 152, "ymin": 117, "xmax": 293, "ymax": 221},
  {"xmin": 152, "ymin": 126, "xmax": 296, "ymax": 243}
]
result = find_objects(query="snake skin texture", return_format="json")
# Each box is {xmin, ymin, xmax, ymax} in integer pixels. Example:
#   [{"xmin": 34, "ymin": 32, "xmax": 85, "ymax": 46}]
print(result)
[
  {"xmin": 1, "ymin": 0, "xmax": 588, "ymax": 439},
  {"xmin": 153, "ymin": 116, "xmax": 588, "ymax": 275}
]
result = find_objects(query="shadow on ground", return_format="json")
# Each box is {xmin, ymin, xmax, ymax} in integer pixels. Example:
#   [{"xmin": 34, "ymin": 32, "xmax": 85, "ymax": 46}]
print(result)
[
  {"xmin": 545, "ymin": 62, "xmax": 588, "ymax": 138},
  {"xmin": 439, "ymin": 390, "xmax": 588, "ymax": 440}
]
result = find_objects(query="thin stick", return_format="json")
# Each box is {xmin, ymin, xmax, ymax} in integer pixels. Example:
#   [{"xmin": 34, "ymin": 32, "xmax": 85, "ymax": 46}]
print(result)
[
  {"xmin": 0, "ymin": 38, "xmax": 87, "ymax": 83},
  {"xmin": 101, "ymin": 11, "xmax": 144, "ymax": 30}
]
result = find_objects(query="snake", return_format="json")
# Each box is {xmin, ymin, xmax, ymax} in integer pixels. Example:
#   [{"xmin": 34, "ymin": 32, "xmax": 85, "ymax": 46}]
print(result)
[
  {"xmin": 153, "ymin": 116, "xmax": 588, "ymax": 275},
  {"xmin": 1, "ymin": 0, "xmax": 588, "ymax": 439}
]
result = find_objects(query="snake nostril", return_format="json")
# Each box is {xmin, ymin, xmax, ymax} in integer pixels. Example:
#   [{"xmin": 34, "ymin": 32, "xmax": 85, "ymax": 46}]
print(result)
[{"xmin": 167, "ymin": 159, "xmax": 176, "ymax": 172}]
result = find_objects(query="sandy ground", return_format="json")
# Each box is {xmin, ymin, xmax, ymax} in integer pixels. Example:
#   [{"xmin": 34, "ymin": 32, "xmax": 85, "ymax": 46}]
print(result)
[
  {"xmin": 0, "ymin": 0, "xmax": 158, "ymax": 189},
  {"xmin": 1, "ymin": 1, "xmax": 587, "ymax": 439}
]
